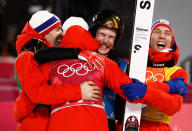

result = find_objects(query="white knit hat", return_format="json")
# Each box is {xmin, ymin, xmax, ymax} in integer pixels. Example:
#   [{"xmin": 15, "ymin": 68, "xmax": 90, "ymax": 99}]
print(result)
[
  {"xmin": 62, "ymin": 16, "xmax": 89, "ymax": 35},
  {"xmin": 29, "ymin": 10, "xmax": 61, "ymax": 35}
]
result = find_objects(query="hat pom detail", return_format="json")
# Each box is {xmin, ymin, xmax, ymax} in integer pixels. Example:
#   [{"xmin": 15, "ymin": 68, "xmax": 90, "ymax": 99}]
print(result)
[{"xmin": 62, "ymin": 17, "xmax": 89, "ymax": 35}]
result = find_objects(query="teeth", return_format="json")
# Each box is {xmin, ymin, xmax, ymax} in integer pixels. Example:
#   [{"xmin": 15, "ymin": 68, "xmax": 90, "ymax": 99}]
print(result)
[
  {"xmin": 157, "ymin": 42, "xmax": 165, "ymax": 47},
  {"xmin": 157, "ymin": 42, "xmax": 165, "ymax": 45},
  {"xmin": 101, "ymin": 45, "xmax": 107, "ymax": 48}
]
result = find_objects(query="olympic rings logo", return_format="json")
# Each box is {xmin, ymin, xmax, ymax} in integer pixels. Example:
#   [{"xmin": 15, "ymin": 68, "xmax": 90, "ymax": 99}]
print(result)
[
  {"xmin": 145, "ymin": 71, "xmax": 164, "ymax": 82},
  {"xmin": 57, "ymin": 62, "xmax": 92, "ymax": 77}
]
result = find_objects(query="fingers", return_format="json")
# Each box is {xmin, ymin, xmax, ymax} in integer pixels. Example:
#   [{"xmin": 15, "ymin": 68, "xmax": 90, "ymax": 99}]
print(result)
[
  {"xmin": 92, "ymin": 85, "xmax": 101, "ymax": 95},
  {"xmin": 173, "ymin": 77, "xmax": 185, "ymax": 81},
  {"xmin": 90, "ymin": 93, "xmax": 100, "ymax": 101},
  {"xmin": 90, "ymin": 54, "xmax": 105, "ymax": 70},
  {"xmin": 78, "ymin": 50, "xmax": 105, "ymax": 71},
  {"xmin": 120, "ymin": 84, "xmax": 132, "ymax": 89},
  {"xmin": 87, "ymin": 58, "xmax": 102, "ymax": 71},
  {"xmin": 92, "ymin": 61, "xmax": 101, "ymax": 70},
  {"xmin": 95, "ymin": 59, "xmax": 104, "ymax": 69},
  {"xmin": 99, "ymin": 55, "xmax": 105, "ymax": 61},
  {"xmin": 95, "ymin": 55, "xmax": 105, "ymax": 67},
  {"xmin": 124, "ymin": 88, "xmax": 131, "ymax": 96},
  {"xmin": 85, "ymin": 81, "xmax": 96, "ymax": 86},
  {"xmin": 87, "ymin": 60, "xmax": 94, "ymax": 70},
  {"xmin": 132, "ymin": 78, "xmax": 142, "ymax": 83},
  {"xmin": 89, "ymin": 85, "xmax": 100, "ymax": 100},
  {"xmin": 80, "ymin": 81, "xmax": 101, "ymax": 101},
  {"xmin": 90, "ymin": 97, "xmax": 99, "ymax": 101},
  {"xmin": 88, "ymin": 89, "xmax": 100, "ymax": 101},
  {"xmin": 120, "ymin": 84, "xmax": 128, "ymax": 89}
]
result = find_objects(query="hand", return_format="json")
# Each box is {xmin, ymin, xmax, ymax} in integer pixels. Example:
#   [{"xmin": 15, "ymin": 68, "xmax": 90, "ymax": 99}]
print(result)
[
  {"xmin": 165, "ymin": 77, "xmax": 187, "ymax": 98},
  {"xmin": 78, "ymin": 50, "xmax": 104, "ymax": 70},
  {"xmin": 80, "ymin": 81, "xmax": 100, "ymax": 101},
  {"xmin": 120, "ymin": 78, "xmax": 147, "ymax": 101}
]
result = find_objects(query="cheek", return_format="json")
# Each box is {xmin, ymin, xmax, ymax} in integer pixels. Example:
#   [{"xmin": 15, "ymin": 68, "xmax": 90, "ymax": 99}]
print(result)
[
  {"xmin": 149, "ymin": 37, "xmax": 156, "ymax": 47},
  {"xmin": 95, "ymin": 35, "xmax": 101, "ymax": 41},
  {"xmin": 166, "ymin": 37, "xmax": 172, "ymax": 47},
  {"xmin": 108, "ymin": 39, "xmax": 115, "ymax": 47},
  {"xmin": 95, "ymin": 37, "xmax": 102, "ymax": 44},
  {"xmin": 109, "ymin": 42, "xmax": 114, "ymax": 48}
]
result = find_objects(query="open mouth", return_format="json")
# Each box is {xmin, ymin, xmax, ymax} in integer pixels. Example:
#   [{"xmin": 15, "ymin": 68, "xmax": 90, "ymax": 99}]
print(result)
[
  {"xmin": 56, "ymin": 35, "xmax": 63, "ymax": 44},
  {"xmin": 98, "ymin": 45, "xmax": 108, "ymax": 52},
  {"xmin": 157, "ymin": 43, "xmax": 165, "ymax": 48}
]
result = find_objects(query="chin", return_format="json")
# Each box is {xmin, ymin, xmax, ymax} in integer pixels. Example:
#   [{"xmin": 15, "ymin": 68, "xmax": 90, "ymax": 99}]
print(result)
[
  {"xmin": 102, "ymin": 51, "xmax": 110, "ymax": 55},
  {"xmin": 99, "ymin": 52, "xmax": 106, "ymax": 55}
]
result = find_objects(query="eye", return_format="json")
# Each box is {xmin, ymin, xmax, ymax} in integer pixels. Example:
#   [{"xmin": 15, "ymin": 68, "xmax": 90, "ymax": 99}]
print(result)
[
  {"xmin": 55, "ymin": 27, "xmax": 62, "ymax": 31},
  {"xmin": 153, "ymin": 30, "xmax": 160, "ymax": 34},
  {"xmin": 108, "ymin": 36, "xmax": 115, "ymax": 41},
  {"xmin": 96, "ymin": 32, "xmax": 105, "ymax": 38},
  {"xmin": 100, "ymin": 33, "xmax": 105, "ymax": 37},
  {"xmin": 164, "ymin": 31, "xmax": 171, "ymax": 36}
]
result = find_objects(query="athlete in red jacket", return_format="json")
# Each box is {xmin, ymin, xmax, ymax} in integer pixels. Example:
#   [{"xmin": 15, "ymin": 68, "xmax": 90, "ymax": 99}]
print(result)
[
  {"xmin": 45, "ymin": 17, "xmax": 187, "ymax": 131},
  {"xmin": 13, "ymin": 11, "xmax": 102, "ymax": 131},
  {"xmin": 14, "ymin": 10, "xmax": 63, "ymax": 131},
  {"xmin": 120, "ymin": 19, "xmax": 188, "ymax": 131},
  {"xmin": 46, "ymin": 17, "xmax": 132, "ymax": 131}
]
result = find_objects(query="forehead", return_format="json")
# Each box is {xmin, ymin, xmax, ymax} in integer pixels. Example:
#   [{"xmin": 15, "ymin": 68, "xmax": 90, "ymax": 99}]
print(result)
[
  {"xmin": 97, "ymin": 26, "xmax": 117, "ymax": 35},
  {"xmin": 154, "ymin": 26, "xmax": 171, "ymax": 32},
  {"xmin": 53, "ymin": 25, "xmax": 62, "ymax": 31}
]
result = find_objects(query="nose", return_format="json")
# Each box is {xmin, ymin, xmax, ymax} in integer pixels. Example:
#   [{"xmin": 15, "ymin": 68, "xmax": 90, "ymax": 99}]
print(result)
[
  {"xmin": 58, "ymin": 28, "xmax": 63, "ymax": 35},
  {"xmin": 159, "ymin": 32, "xmax": 165, "ymax": 38},
  {"xmin": 103, "ymin": 37, "xmax": 109, "ymax": 44}
]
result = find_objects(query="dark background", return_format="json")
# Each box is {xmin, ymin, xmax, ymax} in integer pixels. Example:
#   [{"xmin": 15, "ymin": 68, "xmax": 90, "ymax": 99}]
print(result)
[
  {"xmin": 0, "ymin": 0, "xmax": 136, "ymax": 59},
  {"xmin": 0, "ymin": 1, "xmax": 191, "ymax": 130},
  {"xmin": 0, "ymin": 0, "xmax": 191, "ymax": 81}
]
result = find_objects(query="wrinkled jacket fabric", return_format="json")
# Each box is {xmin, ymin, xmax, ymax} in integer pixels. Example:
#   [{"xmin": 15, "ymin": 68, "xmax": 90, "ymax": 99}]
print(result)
[
  {"xmin": 46, "ymin": 25, "xmax": 185, "ymax": 131},
  {"xmin": 47, "ymin": 25, "xmax": 133, "ymax": 131},
  {"xmin": 14, "ymin": 22, "xmax": 51, "ymax": 131},
  {"xmin": 14, "ymin": 22, "xmax": 82, "ymax": 131}
]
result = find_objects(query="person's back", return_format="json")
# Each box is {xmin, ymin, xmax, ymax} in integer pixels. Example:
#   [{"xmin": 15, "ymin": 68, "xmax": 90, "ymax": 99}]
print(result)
[
  {"xmin": 49, "ymin": 59, "xmax": 106, "ymax": 131},
  {"xmin": 47, "ymin": 18, "xmax": 133, "ymax": 131},
  {"xmin": 13, "ymin": 15, "xmax": 106, "ymax": 131}
]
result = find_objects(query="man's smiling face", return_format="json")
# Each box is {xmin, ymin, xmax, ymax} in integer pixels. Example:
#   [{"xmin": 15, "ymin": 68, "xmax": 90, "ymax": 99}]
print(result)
[
  {"xmin": 150, "ymin": 26, "xmax": 172, "ymax": 52},
  {"xmin": 95, "ymin": 26, "xmax": 117, "ymax": 55}
]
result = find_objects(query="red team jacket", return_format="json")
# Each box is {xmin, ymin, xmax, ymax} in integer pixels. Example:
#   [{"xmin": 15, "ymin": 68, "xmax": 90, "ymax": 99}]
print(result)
[
  {"xmin": 14, "ymin": 22, "xmax": 51, "ymax": 131},
  {"xmin": 140, "ymin": 40, "xmax": 188, "ymax": 131},
  {"xmin": 14, "ymin": 24, "xmax": 132, "ymax": 131},
  {"xmin": 47, "ymin": 25, "xmax": 188, "ymax": 131},
  {"xmin": 47, "ymin": 26, "xmax": 133, "ymax": 131},
  {"xmin": 14, "ymin": 24, "xmax": 187, "ymax": 131},
  {"xmin": 14, "ymin": 23, "xmax": 81, "ymax": 131}
]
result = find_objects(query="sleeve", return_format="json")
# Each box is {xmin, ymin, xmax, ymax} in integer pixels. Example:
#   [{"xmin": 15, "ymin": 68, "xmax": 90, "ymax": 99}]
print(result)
[
  {"xmin": 103, "ymin": 57, "xmax": 132, "ymax": 100},
  {"xmin": 22, "ymin": 38, "xmax": 48, "ymax": 53},
  {"xmin": 34, "ymin": 47, "xmax": 80, "ymax": 64},
  {"xmin": 141, "ymin": 67, "xmax": 188, "ymax": 115},
  {"xmin": 146, "ymin": 82, "xmax": 170, "ymax": 93},
  {"xmin": 104, "ymin": 57, "xmax": 187, "ymax": 115},
  {"xmin": 13, "ymin": 90, "xmax": 36, "ymax": 122},
  {"xmin": 16, "ymin": 51, "xmax": 82, "ymax": 105},
  {"xmin": 142, "ymin": 87, "xmax": 183, "ymax": 115},
  {"xmin": 169, "ymin": 68, "xmax": 188, "ymax": 83},
  {"xmin": 146, "ymin": 68, "xmax": 188, "ymax": 93}
]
